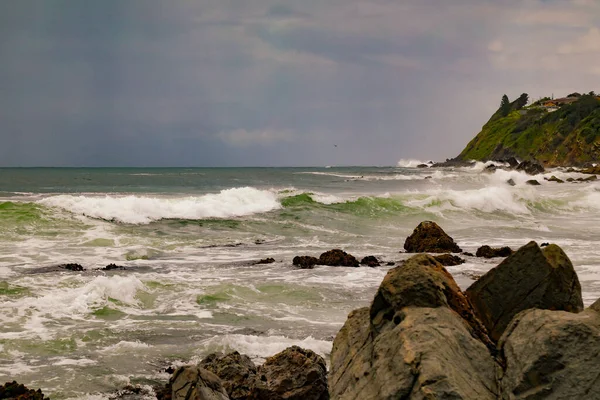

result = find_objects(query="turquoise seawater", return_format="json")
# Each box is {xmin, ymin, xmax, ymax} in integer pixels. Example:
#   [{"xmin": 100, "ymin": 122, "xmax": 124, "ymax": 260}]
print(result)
[{"xmin": 1, "ymin": 165, "xmax": 600, "ymax": 398}]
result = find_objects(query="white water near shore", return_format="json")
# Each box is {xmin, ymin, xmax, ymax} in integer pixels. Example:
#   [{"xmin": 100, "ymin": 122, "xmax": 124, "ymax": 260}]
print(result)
[{"xmin": 1, "ymin": 165, "xmax": 599, "ymax": 398}]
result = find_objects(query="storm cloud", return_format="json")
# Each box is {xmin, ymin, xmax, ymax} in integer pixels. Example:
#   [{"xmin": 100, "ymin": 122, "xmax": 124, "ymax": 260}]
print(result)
[{"xmin": 1, "ymin": 0, "xmax": 598, "ymax": 166}]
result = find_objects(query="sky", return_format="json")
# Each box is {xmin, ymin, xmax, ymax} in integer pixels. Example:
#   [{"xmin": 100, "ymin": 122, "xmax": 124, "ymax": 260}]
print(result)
[{"xmin": 1, "ymin": 0, "xmax": 599, "ymax": 167}]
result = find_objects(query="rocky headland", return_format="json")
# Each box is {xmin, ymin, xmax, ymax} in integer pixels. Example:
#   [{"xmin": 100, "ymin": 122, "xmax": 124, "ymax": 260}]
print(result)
[{"xmin": 7, "ymin": 221, "xmax": 600, "ymax": 399}]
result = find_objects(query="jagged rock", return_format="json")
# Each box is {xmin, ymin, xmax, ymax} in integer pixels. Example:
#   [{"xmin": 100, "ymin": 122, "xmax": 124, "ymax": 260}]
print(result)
[
  {"xmin": 403, "ymin": 221, "xmax": 462, "ymax": 253},
  {"xmin": 170, "ymin": 366, "xmax": 229, "ymax": 400},
  {"xmin": 506, "ymin": 179, "xmax": 516, "ymax": 186},
  {"xmin": 0, "ymin": 381, "xmax": 47, "ymax": 400},
  {"xmin": 484, "ymin": 164, "xmax": 498, "ymax": 173},
  {"xmin": 59, "ymin": 263, "xmax": 85, "ymax": 271},
  {"xmin": 547, "ymin": 175, "xmax": 564, "ymax": 183},
  {"xmin": 200, "ymin": 352, "xmax": 256, "ymax": 400},
  {"xmin": 504, "ymin": 157, "xmax": 520, "ymax": 168},
  {"xmin": 433, "ymin": 253, "xmax": 465, "ymax": 266},
  {"xmin": 252, "ymin": 346, "xmax": 328, "ymax": 400},
  {"xmin": 475, "ymin": 245, "xmax": 513, "ymax": 258},
  {"xmin": 416, "ymin": 164, "xmax": 429, "ymax": 168},
  {"xmin": 499, "ymin": 306, "xmax": 600, "ymax": 398},
  {"xmin": 516, "ymin": 160, "xmax": 545, "ymax": 175},
  {"xmin": 463, "ymin": 251, "xmax": 475, "ymax": 257},
  {"xmin": 330, "ymin": 255, "xmax": 498, "ymax": 399},
  {"xmin": 526, "ymin": 179, "xmax": 541, "ymax": 186},
  {"xmin": 254, "ymin": 258, "xmax": 275, "ymax": 265},
  {"xmin": 318, "ymin": 249, "xmax": 359, "ymax": 267},
  {"xmin": 360, "ymin": 256, "xmax": 380, "ymax": 267},
  {"xmin": 292, "ymin": 256, "xmax": 319, "ymax": 269},
  {"xmin": 567, "ymin": 177, "xmax": 575, "ymax": 182},
  {"xmin": 466, "ymin": 241, "xmax": 583, "ymax": 341}
]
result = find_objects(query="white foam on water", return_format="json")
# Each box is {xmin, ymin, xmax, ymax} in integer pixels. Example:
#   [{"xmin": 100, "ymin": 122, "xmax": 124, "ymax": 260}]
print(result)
[
  {"xmin": 406, "ymin": 186, "xmax": 535, "ymax": 215},
  {"xmin": 197, "ymin": 334, "xmax": 332, "ymax": 363},
  {"xmin": 309, "ymin": 193, "xmax": 344, "ymax": 204},
  {"xmin": 397, "ymin": 159, "xmax": 428, "ymax": 168},
  {"xmin": 1, "ymin": 275, "xmax": 146, "ymax": 330},
  {"xmin": 99, "ymin": 340, "xmax": 152, "ymax": 353},
  {"xmin": 52, "ymin": 358, "xmax": 97, "ymax": 366},
  {"xmin": 38, "ymin": 187, "xmax": 281, "ymax": 224}
]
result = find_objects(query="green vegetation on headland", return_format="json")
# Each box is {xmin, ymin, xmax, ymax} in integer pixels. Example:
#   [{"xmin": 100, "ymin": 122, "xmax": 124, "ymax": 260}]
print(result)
[{"xmin": 457, "ymin": 91, "xmax": 600, "ymax": 166}]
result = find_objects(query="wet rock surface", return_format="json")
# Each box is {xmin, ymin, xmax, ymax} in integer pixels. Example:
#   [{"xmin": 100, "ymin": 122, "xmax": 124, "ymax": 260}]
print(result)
[
  {"xmin": 433, "ymin": 253, "xmax": 465, "ymax": 266},
  {"xmin": 0, "ymin": 381, "xmax": 47, "ymax": 400},
  {"xmin": 318, "ymin": 249, "xmax": 359, "ymax": 268},
  {"xmin": 200, "ymin": 352, "xmax": 256, "ymax": 400},
  {"xmin": 292, "ymin": 256, "xmax": 319, "ymax": 269},
  {"xmin": 475, "ymin": 245, "xmax": 514, "ymax": 258},
  {"xmin": 403, "ymin": 221, "xmax": 462, "ymax": 253},
  {"xmin": 466, "ymin": 241, "xmax": 583, "ymax": 341},
  {"xmin": 359, "ymin": 256, "xmax": 380, "ymax": 267}
]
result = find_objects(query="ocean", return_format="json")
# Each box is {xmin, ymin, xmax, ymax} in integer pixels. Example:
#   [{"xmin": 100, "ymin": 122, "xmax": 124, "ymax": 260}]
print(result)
[{"xmin": 1, "ymin": 162, "xmax": 600, "ymax": 398}]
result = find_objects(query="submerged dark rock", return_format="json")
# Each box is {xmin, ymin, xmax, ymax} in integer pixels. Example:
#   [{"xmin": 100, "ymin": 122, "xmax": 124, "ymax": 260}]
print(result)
[
  {"xmin": 318, "ymin": 249, "xmax": 359, "ymax": 267},
  {"xmin": 475, "ymin": 245, "xmax": 513, "ymax": 258},
  {"xmin": 360, "ymin": 256, "xmax": 380, "ymax": 267},
  {"xmin": 254, "ymin": 258, "xmax": 275, "ymax": 265},
  {"xmin": 525, "ymin": 179, "xmax": 541, "ymax": 185},
  {"xmin": 506, "ymin": 178, "xmax": 516, "ymax": 186},
  {"xmin": 466, "ymin": 241, "xmax": 583, "ymax": 341},
  {"xmin": 403, "ymin": 221, "xmax": 462, "ymax": 253},
  {"xmin": 0, "ymin": 381, "xmax": 47, "ymax": 400},
  {"xmin": 547, "ymin": 175, "xmax": 564, "ymax": 183},
  {"xmin": 101, "ymin": 263, "xmax": 127, "ymax": 271},
  {"xmin": 292, "ymin": 256, "xmax": 319, "ymax": 269},
  {"xmin": 59, "ymin": 263, "xmax": 85, "ymax": 271}
]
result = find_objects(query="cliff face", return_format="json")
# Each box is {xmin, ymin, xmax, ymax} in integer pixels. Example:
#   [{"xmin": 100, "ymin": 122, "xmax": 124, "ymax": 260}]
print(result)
[{"xmin": 457, "ymin": 94, "xmax": 600, "ymax": 166}]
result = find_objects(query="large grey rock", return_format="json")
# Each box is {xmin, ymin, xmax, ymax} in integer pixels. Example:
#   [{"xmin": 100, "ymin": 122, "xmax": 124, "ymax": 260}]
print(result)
[
  {"xmin": 466, "ymin": 241, "xmax": 583, "ymax": 341},
  {"xmin": 329, "ymin": 254, "xmax": 498, "ymax": 400},
  {"xmin": 499, "ymin": 306, "xmax": 600, "ymax": 399},
  {"xmin": 403, "ymin": 221, "xmax": 462, "ymax": 253},
  {"xmin": 370, "ymin": 254, "xmax": 493, "ymax": 349},
  {"xmin": 330, "ymin": 307, "xmax": 498, "ymax": 400},
  {"xmin": 170, "ymin": 366, "xmax": 229, "ymax": 400},
  {"xmin": 200, "ymin": 351, "xmax": 256, "ymax": 400},
  {"xmin": 252, "ymin": 346, "xmax": 328, "ymax": 400}
]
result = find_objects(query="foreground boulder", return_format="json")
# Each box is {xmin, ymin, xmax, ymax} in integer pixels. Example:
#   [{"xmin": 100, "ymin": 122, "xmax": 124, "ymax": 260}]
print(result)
[
  {"xmin": 252, "ymin": 346, "xmax": 328, "ymax": 400},
  {"xmin": 403, "ymin": 221, "xmax": 462, "ymax": 253},
  {"xmin": 499, "ymin": 304, "xmax": 600, "ymax": 398},
  {"xmin": 475, "ymin": 245, "xmax": 513, "ymax": 258},
  {"xmin": 466, "ymin": 241, "xmax": 583, "ymax": 341},
  {"xmin": 330, "ymin": 254, "xmax": 497, "ymax": 399},
  {"xmin": 0, "ymin": 381, "xmax": 47, "ymax": 400},
  {"xmin": 200, "ymin": 352, "xmax": 256, "ymax": 400},
  {"xmin": 318, "ymin": 249, "xmax": 359, "ymax": 267},
  {"xmin": 170, "ymin": 366, "xmax": 229, "ymax": 400}
]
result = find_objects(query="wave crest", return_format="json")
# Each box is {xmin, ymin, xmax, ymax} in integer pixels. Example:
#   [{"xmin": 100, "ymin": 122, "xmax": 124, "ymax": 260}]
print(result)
[{"xmin": 38, "ymin": 187, "xmax": 281, "ymax": 224}]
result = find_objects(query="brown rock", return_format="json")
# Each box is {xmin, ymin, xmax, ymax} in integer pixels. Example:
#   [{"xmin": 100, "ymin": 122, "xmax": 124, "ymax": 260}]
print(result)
[
  {"xmin": 433, "ymin": 253, "xmax": 465, "ymax": 266},
  {"xmin": 170, "ymin": 366, "xmax": 229, "ymax": 400},
  {"xmin": 475, "ymin": 245, "xmax": 514, "ymax": 258},
  {"xmin": 318, "ymin": 249, "xmax": 359, "ymax": 267},
  {"xmin": 200, "ymin": 352, "xmax": 256, "ymax": 400},
  {"xmin": 466, "ymin": 241, "xmax": 583, "ymax": 341},
  {"xmin": 251, "ymin": 346, "xmax": 328, "ymax": 400},
  {"xmin": 360, "ymin": 256, "xmax": 380, "ymax": 267},
  {"xmin": 292, "ymin": 256, "xmax": 319, "ymax": 269},
  {"xmin": 0, "ymin": 381, "xmax": 47, "ymax": 400},
  {"xmin": 403, "ymin": 221, "xmax": 462, "ymax": 253}
]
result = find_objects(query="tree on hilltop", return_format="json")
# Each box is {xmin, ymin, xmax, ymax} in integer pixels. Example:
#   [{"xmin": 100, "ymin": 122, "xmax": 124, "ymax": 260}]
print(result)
[
  {"xmin": 515, "ymin": 93, "xmax": 529, "ymax": 110},
  {"xmin": 500, "ymin": 94, "xmax": 511, "ymax": 117}
]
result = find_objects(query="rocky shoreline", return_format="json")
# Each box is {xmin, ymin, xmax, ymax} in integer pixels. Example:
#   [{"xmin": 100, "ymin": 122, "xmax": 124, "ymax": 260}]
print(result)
[{"xmin": 5, "ymin": 221, "xmax": 600, "ymax": 399}]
